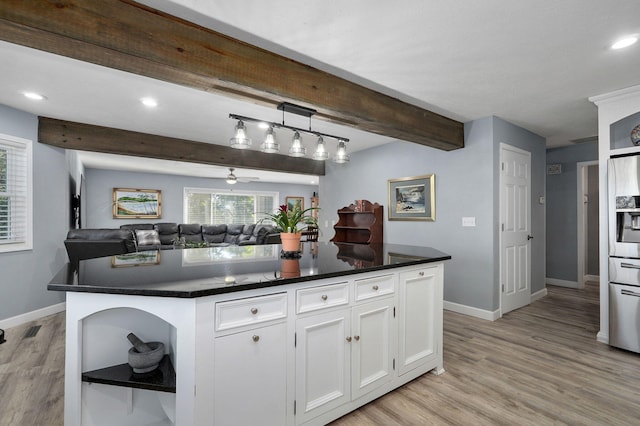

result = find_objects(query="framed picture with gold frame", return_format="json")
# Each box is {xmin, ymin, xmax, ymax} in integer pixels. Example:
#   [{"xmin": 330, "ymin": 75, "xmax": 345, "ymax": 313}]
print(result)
[
  {"xmin": 113, "ymin": 188, "xmax": 162, "ymax": 219},
  {"xmin": 387, "ymin": 174, "xmax": 435, "ymax": 221},
  {"xmin": 286, "ymin": 196, "xmax": 304, "ymax": 211}
]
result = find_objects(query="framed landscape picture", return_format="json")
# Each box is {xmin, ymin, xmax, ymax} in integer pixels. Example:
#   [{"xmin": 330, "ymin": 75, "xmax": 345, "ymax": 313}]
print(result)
[
  {"xmin": 286, "ymin": 196, "xmax": 304, "ymax": 211},
  {"xmin": 388, "ymin": 174, "xmax": 435, "ymax": 221},
  {"xmin": 111, "ymin": 251, "xmax": 160, "ymax": 267},
  {"xmin": 113, "ymin": 188, "xmax": 162, "ymax": 219}
]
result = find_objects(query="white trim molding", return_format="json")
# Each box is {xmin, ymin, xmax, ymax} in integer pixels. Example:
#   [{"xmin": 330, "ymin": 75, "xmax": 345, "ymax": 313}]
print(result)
[
  {"xmin": 0, "ymin": 302, "xmax": 66, "ymax": 330},
  {"xmin": 531, "ymin": 287, "xmax": 548, "ymax": 302},
  {"xmin": 444, "ymin": 301, "xmax": 500, "ymax": 321},
  {"xmin": 546, "ymin": 278, "xmax": 579, "ymax": 288}
]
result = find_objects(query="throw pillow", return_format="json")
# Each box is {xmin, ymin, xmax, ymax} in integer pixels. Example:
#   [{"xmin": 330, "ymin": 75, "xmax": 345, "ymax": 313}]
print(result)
[{"xmin": 135, "ymin": 229, "xmax": 161, "ymax": 246}]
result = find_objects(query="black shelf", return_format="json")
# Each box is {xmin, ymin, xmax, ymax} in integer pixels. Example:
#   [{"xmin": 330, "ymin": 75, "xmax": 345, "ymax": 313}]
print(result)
[{"xmin": 82, "ymin": 354, "xmax": 176, "ymax": 393}]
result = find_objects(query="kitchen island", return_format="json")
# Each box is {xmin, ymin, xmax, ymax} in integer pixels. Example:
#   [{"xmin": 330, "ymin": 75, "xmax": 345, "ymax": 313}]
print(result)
[{"xmin": 50, "ymin": 242, "xmax": 450, "ymax": 426}]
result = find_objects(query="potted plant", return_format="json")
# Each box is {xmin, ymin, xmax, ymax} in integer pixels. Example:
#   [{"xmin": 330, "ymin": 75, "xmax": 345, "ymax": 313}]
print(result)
[{"xmin": 261, "ymin": 204, "xmax": 318, "ymax": 252}]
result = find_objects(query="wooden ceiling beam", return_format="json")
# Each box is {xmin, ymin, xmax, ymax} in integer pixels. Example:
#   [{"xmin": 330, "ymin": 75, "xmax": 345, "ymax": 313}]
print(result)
[
  {"xmin": 0, "ymin": 0, "xmax": 464, "ymax": 151},
  {"xmin": 39, "ymin": 117, "xmax": 326, "ymax": 176}
]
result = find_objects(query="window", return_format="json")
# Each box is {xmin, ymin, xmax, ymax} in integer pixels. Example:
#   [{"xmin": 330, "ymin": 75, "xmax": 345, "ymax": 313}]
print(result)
[
  {"xmin": 0, "ymin": 134, "xmax": 32, "ymax": 253},
  {"xmin": 184, "ymin": 187, "xmax": 277, "ymax": 225}
]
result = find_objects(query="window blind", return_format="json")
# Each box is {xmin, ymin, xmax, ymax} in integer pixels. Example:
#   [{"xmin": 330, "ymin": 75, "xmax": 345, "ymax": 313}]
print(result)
[
  {"xmin": 0, "ymin": 135, "xmax": 32, "ymax": 252},
  {"xmin": 184, "ymin": 187, "xmax": 277, "ymax": 226}
]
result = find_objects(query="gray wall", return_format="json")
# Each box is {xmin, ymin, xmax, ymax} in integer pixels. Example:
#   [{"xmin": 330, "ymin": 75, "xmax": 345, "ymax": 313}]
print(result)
[
  {"xmin": 85, "ymin": 168, "xmax": 318, "ymax": 228},
  {"xmin": 321, "ymin": 116, "xmax": 545, "ymax": 312},
  {"xmin": 545, "ymin": 141, "xmax": 598, "ymax": 281},
  {"xmin": 0, "ymin": 104, "xmax": 67, "ymax": 322}
]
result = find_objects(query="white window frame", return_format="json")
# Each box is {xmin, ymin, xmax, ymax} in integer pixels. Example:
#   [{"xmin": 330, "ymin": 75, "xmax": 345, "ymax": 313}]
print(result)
[
  {"xmin": 0, "ymin": 133, "xmax": 33, "ymax": 253},
  {"xmin": 183, "ymin": 187, "xmax": 279, "ymax": 225}
]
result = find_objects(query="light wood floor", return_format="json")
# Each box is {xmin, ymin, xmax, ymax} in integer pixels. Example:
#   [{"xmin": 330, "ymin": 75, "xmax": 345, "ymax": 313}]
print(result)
[{"xmin": 2, "ymin": 282, "xmax": 640, "ymax": 425}]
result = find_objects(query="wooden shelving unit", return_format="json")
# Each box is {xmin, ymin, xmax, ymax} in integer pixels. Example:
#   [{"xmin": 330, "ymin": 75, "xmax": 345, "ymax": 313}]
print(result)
[{"xmin": 331, "ymin": 200, "xmax": 383, "ymax": 244}]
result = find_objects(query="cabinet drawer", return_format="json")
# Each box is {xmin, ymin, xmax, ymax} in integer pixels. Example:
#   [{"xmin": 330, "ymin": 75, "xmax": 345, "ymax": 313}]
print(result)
[
  {"xmin": 354, "ymin": 274, "xmax": 394, "ymax": 302},
  {"xmin": 215, "ymin": 292, "xmax": 287, "ymax": 331},
  {"xmin": 296, "ymin": 282, "xmax": 349, "ymax": 314}
]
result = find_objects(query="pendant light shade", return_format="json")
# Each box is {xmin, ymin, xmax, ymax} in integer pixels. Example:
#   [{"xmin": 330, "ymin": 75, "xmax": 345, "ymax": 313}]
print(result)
[
  {"xmin": 312, "ymin": 136, "xmax": 329, "ymax": 160},
  {"xmin": 334, "ymin": 140, "xmax": 350, "ymax": 163},
  {"xmin": 288, "ymin": 131, "xmax": 306, "ymax": 157},
  {"xmin": 229, "ymin": 120, "xmax": 252, "ymax": 149},
  {"xmin": 260, "ymin": 126, "xmax": 280, "ymax": 153}
]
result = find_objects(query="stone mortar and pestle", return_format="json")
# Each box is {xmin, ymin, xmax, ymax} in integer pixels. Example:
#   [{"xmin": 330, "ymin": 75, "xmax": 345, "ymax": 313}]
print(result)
[{"xmin": 127, "ymin": 332, "xmax": 164, "ymax": 374}]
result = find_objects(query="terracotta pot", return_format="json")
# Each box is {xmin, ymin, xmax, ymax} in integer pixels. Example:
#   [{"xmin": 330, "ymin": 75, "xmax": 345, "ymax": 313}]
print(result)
[
  {"xmin": 280, "ymin": 258, "xmax": 301, "ymax": 278},
  {"xmin": 280, "ymin": 232, "xmax": 302, "ymax": 252}
]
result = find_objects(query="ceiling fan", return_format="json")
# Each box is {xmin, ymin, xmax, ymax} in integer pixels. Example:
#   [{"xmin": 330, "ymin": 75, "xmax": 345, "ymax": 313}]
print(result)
[{"xmin": 225, "ymin": 168, "xmax": 259, "ymax": 184}]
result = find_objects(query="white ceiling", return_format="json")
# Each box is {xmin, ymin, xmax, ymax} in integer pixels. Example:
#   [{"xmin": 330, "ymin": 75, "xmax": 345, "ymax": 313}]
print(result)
[{"xmin": 1, "ymin": 0, "xmax": 639, "ymax": 183}]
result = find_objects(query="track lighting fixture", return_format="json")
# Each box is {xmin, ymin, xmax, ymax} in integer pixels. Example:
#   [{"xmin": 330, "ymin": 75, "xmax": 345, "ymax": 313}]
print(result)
[{"xmin": 229, "ymin": 102, "xmax": 349, "ymax": 162}]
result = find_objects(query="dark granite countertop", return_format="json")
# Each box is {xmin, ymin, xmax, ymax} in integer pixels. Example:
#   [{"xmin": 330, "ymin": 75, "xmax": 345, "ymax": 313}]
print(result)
[{"xmin": 48, "ymin": 242, "xmax": 451, "ymax": 298}]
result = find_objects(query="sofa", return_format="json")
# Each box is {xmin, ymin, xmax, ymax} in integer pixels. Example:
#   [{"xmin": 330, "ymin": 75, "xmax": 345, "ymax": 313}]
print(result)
[{"xmin": 64, "ymin": 222, "xmax": 280, "ymax": 262}]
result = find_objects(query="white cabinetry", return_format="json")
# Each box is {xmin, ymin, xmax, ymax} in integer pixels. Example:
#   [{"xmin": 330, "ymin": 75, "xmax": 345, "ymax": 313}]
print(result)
[
  {"xmin": 398, "ymin": 264, "xmax": 443, "ymax": 376},
  {"xmin": 213, "ymin": 293, "xmax": 288, "ymax": 426},
  {"xmin": 295, "ymin": 274, "xmax": 395, "ymax": 425}
]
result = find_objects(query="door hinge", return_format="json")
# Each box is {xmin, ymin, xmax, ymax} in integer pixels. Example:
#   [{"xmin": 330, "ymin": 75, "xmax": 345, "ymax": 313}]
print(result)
[
  {"xmin": 501, "ymin": 162, "xmax": 505, "ymax": 171},
  {"xmin": 501, "ymin": 223, "xmax": 504, "ymax": 232},
  {"xmin": 294, "ymin": 332, "xmax": 297, "ymax": 348},
  {"xmin": 294, "ymin": 400, "xmax": 296, "ymax": 415},
  {"xmin": 502, "ymin": 284, "xmax": 505, "ymax": 292},
  {"xmin": 393, "ymin": 306, "xmax": 396, "ymax": 318},
  {"xmin": 393, "ymin": 358, "xmax": 395, "ymax": 371}
]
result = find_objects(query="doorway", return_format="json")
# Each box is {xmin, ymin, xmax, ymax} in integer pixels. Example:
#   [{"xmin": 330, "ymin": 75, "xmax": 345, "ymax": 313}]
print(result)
[
  {"xmin": 499, "ymin": 143, "xmax": 532, "ymax": 315},
  {"xmin": 577, "ymin": 161, "xmax": 599, "ymax": 288}
]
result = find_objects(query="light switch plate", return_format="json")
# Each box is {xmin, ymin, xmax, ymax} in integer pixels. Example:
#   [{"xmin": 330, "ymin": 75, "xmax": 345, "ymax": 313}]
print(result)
[{"xmin": 462, "ymin": 217, "xmax": 476, "ymax": 227}]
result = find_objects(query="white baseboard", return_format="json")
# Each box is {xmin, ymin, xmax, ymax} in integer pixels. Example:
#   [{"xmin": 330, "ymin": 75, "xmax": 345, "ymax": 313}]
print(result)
[
  {"xmin": 0, "ymin": 302, "xmax": 66, "ymax": 330},
  {"xmin": 597, "ymin": 330, "xmax": 609, "ymax": 344},
  {"xmin": 531, "ymin": 287, "xmax": 548, "ymax": 302},
  {"xmin": 584, "ymin": 274, "xmax": 600, "ymax": 283},
  {"xmin": 444, "ymin": 301, "xmax": 500, "ymax": 321},
  {"xmin": 546, "ymin": 278, "xmax": 579, "ymax": 288}
]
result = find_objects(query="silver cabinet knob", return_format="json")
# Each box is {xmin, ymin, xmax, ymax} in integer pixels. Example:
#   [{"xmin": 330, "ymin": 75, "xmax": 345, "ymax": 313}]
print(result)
[
  {"xmin": 345, "ymin": 336, "xmax": 352, "ymax": 342},
  {"xmin": 321, "ymin": 295, "xmax": 328, "ymax": 301},
  {"xmin": 354, "ymin": 335, "xmax": 360, "ymax": 341},
  {"xmin": 372, "ymin": 285, "xmax": 379, "ymax": 291},
  {"xmin": 252, "ymin": 335, "xmax": 260, "ymax": 342},
  {"xmin": 251, "ymin": 307, "xmax": 258, "ymax": 315}
]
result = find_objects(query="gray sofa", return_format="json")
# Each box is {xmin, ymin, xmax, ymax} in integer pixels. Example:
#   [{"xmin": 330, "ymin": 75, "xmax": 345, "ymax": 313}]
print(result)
[{"xmin": 64, "ymin": 222, "xmax": 280, "ymax": 262}]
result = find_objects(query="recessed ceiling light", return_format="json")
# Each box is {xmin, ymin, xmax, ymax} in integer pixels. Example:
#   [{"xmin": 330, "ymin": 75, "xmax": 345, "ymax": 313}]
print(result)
[
  {"xmin": 23, "ymin": 92, "xmax": 46, "ymax": 101},
  {"xmin": 611, "ymin": 36, "xmax": 638, "ymax": 50},
  {"xmin": 140, "ymin": 97, "xmax": 158, "ymax": 107}
]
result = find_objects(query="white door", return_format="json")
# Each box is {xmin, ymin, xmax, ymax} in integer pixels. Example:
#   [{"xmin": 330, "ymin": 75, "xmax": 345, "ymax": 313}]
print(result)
[
  {"xmin": 398, "ymin": 266, "xmax": 439, "ymax": 375},
  {"xmin": 295, "ymin": 309, "xmax": 350, "ymax": 424},
  {"xmin": 500, "ymin": 144, "xmax": 532, "ymax": 314},
  {"xmin": 351, "ymin": 298, "xmax": 393, "ymax": 400},
  {"xmin": 213, "ymin": 323, "xmax": 288, "ymax": 426}
]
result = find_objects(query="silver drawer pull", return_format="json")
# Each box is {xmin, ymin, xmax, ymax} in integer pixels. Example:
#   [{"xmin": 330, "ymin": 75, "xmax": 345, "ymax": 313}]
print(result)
[
  {"xmin": 252, "ymin": 335, "xmax": 260, "ymax": 342},
  {"xmin": 621, "ymin": 262, "xmax": 640, "ymax": 270},
  {"xmin": 321, "ymin": 295, "xmax": 328, "ymax": 301},
  {"xmin": 250, "ymin": 307, "xmax": 258, "ymax": 315},
  {"xmin": 372, "ymin": 285, "xmax": 379, "ymax": 291},
  {"xmin": 621, "ymin": 289, "xmax": 640, "ymax": 297},
  {"xmin": 418, "ymin": 271, "xmax": 425, "ymax": 276}
]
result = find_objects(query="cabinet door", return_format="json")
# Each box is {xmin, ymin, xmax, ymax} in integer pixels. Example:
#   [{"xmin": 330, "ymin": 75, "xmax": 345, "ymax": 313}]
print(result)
[
  {"xmin": 351, "ymin": 298, "xmax": 394, "ymax": 400},
  {"xmin": 398, "ymin": 265, "xmax": 442, "ymax": 375},
  {"xmin": 295, "ymin": 309, "xmax": 350, "ymax": 425},
  {"xmin": 214, "ymin": 322, "xmax": 287, "ymax": 426}
]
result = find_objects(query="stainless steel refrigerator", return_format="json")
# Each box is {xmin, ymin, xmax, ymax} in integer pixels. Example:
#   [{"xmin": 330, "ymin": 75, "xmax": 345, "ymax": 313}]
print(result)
[{"xmin": 609, "ymin": 154, "xmax": 640, "ymax": 352}]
